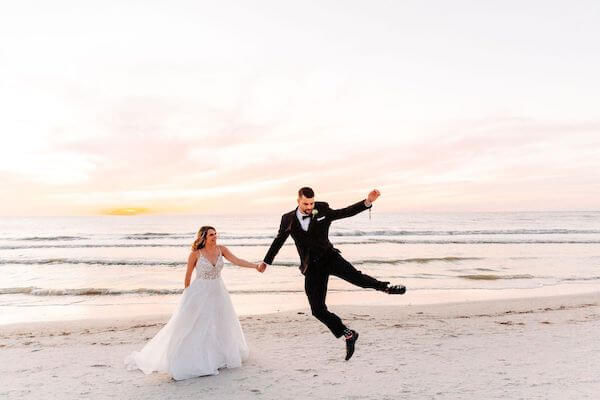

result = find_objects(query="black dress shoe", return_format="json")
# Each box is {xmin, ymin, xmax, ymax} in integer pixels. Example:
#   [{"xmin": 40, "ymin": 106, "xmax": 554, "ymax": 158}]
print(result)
[
  {"xmin": 385, "ymin": 284, "xmax": 406, "ymax": 295},
  {"xmin": 345, "ymin": 330, "xmax": 359, "ymax": 361},
  {"xmin": 376, "ymin": 281, "xmax": 390, "ymax": 292}
]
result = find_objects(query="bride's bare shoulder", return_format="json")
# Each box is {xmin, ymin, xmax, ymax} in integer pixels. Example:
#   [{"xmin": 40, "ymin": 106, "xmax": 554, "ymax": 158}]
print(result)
[{"xmin": 188, "ymin": 250, "xmax": 200, "ymax": 261}]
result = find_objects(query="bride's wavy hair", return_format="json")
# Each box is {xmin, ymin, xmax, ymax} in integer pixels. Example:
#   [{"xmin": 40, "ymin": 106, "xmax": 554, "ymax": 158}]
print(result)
[{"xmin": 191, "ymin": 226, "xmax": 216, "ymax": 251}]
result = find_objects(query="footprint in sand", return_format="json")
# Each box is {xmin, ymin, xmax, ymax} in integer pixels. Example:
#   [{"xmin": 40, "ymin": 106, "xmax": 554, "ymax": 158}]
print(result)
[{"xmin": 495, "ymin": 321, "xmax": 525, "ymax": 326}]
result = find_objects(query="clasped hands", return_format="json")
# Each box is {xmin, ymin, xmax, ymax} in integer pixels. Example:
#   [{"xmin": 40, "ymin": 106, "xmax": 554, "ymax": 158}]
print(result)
[{"xmin": 256, "ymin": 262, "xmax": 267, "ymax": 273}]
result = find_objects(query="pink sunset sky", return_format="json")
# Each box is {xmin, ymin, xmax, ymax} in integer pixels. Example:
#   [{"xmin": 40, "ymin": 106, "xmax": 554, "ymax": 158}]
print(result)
[{"xmin": 1, "ymin": 1, "xmax": 599, "ymax": 216}]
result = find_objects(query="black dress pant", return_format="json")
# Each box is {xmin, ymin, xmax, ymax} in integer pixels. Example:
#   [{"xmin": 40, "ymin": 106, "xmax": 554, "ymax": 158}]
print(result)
[{"xmin": 304, "ymin": 249, "xmax": 387, "ymax": 338}]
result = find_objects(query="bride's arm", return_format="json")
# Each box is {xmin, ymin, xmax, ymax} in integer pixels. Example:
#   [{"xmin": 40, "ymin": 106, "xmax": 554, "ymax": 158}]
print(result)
[
  {"xmin": 220, "ymin": 245, "xmax": 261, "ymax": 271},
  {"xmin": 184, "ymin": 251, "xmax": 198, "ymax": 288}
]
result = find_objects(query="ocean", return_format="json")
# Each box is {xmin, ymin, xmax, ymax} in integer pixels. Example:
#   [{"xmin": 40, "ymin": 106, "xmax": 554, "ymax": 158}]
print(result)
[{"xmin": 1, "ymin": 211, "xmax": 599, "ymax": 325}]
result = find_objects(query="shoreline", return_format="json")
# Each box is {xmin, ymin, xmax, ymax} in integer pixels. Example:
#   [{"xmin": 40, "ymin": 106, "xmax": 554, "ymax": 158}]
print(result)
[
  {"xmin": 2, "ymin": 282, "xmax": 600, "ymax": 326},
  {"xmin": 2, "ymin": 289, "xmax": 599, "ymax": 334}
]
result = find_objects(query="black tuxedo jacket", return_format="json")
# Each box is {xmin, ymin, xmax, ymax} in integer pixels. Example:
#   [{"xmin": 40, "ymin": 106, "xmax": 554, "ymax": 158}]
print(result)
[{"xmin": 263, "ymin": 199, "xmax": 371, "ymax": 274}]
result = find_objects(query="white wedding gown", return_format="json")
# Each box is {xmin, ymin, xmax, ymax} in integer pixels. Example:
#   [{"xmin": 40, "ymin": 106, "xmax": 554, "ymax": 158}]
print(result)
[{"xmin": 124, "ymin": 249, "xmax": 249, "ymax": 380}]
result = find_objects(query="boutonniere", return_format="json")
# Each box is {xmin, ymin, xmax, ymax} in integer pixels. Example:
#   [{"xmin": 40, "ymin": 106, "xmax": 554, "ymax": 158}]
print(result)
[{"xmin": 311, "ymin": 209, "xmax": 319, "ymax": 219}]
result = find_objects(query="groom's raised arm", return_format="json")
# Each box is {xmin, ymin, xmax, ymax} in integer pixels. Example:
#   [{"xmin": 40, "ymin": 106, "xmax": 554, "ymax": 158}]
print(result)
[
  {"xmin": 328, "ymin": 189, "xmax": 380, "ymax": 221},
  {"xmin": 263, "ymin": 214, "xmax": 291, "ymax": 266},
  {"xmin": 327, "ymin": 200, "xmax": 371, "ymax": 221}
]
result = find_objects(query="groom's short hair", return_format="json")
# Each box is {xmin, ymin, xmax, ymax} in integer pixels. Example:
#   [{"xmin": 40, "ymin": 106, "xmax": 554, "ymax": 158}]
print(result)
[{"xmin": 298, "ymin": 187, "xmax": 314, "ymax": 198}]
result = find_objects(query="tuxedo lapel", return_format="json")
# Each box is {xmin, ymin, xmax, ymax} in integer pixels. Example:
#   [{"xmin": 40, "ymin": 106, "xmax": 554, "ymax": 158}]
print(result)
[
  {"xmin": 291, "ymin": 209, "xmax": 303, "ymax": 235},
  {"xmin": 307, "ymin": 214, "xmax": 315, "ymax": 234},
  {"xmin": 291, "ymin": 213, "xmax": 299, "ymax": 231}
]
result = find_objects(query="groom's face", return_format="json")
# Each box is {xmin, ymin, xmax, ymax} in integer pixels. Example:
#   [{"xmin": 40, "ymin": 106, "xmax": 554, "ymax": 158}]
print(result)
[{"xmin": 297, "ymin": 195, "xmax": 315, "ymax": 215}]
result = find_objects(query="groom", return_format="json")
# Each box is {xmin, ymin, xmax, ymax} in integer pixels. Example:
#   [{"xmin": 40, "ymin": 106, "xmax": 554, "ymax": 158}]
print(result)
[{"xmin": 259, "ymin": 187, "xmax": 406, "ymax": 361}]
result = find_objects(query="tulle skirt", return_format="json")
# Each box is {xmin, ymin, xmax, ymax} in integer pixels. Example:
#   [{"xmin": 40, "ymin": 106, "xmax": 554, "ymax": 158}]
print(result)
[{"xmin": 124, "ymin": 277, "xmax": 249, "ymax": 380}]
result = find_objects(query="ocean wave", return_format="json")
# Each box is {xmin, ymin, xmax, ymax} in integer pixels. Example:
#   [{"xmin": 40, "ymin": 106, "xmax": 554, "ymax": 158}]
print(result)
[
  {"xmin": 330, "ymin": 228, "xmax": 600, "ymax": 237},
  {"xmin": 3, "ymin": 228, "xmax": 599, "ymax": 243},
  {"xmin": 120, "ymin": 233, "xmax": 279, "ymax": 240},
  {"xmin": 121, "ymin": 233, "xmax": 191, "ymax": 240},
  {"xmin": 561, "ymin": 276, "xmax": 600, "ymax": 282},
  {"xmin": 123, "ymin": 232, "xmax": 173, "ymax": 237},
  {"xmin": 392, "ymin": 256, "xmax": 480, "ymax": 264},
  {"xmin": 368, "ymin": 239, "xmax": 600, "ymax": 245},
  {"xmin": 218, "ymin": 234, "xmax": 277, "ymax": 240},
  {"xmin": 274, "ymin": 257, "xmax": 481, "ymax": 267},
  {"xmin": 16, "ymin": 236, "xmax": 87, "ymax": 241},
  {"xmin": 0, "ymin": 287, "xmax": 327, "ymax": 296},
  {"xmin": 0, "ymin": 259, "xmax": 183, "ymax": 267},
  {"xmin": 0, "ymin": 287, "xmax": 183, "ymax": 296},
  {"xmin": 0, "ymin": 244, "xmax": 186, "ymax": 250},
  {"xmin": 0, "ymin": 241, "xmax": 294, "ymax": 250},
  {"xmin": 3, "ymin": 238, "xmax": 600, "ymax": 250},
  {"xmin": 121, "ymin": 228, "xmax": 600, "ymax": 239},
  {"xmin": 0, "ymin": 256, "xmax": 480, "ymax": 268},
  {"xmin": 458, "ymin": 274, "xmax": 535, "ymax": 281},
  {"xmin": 3, "ymin": 276, "xmax": 599, "ymax": 297}
]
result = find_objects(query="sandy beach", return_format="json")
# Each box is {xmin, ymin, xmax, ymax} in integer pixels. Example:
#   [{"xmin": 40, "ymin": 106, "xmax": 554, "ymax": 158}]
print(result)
[{"xmin": 1, "ymin": 291, "xmax": 599, "ymax": 399}]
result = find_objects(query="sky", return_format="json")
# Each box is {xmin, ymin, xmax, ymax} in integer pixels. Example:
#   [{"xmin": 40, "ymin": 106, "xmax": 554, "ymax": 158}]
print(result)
[{"xmin": 1, "ymin": 0, "xmax": 599, "ymax": 216}]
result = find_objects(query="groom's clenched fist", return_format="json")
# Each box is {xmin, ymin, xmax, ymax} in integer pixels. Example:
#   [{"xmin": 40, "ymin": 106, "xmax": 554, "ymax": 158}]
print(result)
[{"xmin": 366, "ymin": 189, "xmax": 381, "ymax": 206}]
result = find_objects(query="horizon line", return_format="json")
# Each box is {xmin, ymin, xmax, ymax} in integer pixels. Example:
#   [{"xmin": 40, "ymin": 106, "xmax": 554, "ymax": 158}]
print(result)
[{"xmin": 1, "ymin": 209, "xmax": 599, "ymax": 218}]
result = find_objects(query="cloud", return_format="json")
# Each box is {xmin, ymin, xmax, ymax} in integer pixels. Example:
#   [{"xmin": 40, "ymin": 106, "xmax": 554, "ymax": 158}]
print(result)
[{"xmin": 3, "ymin": 112, "xmax": 599, "ymax": 215}]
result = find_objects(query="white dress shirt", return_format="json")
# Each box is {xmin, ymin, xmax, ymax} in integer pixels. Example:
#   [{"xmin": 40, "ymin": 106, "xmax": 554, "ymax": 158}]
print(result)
[{"xmin": 296, "ymin": 208, "xmax": 311, "ymax": 232}]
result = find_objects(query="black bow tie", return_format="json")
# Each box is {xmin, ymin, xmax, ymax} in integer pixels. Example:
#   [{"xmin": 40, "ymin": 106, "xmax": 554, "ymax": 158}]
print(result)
[{"xmin": 301, "ymin": 214, "xmax": 311, "ymax": 220}]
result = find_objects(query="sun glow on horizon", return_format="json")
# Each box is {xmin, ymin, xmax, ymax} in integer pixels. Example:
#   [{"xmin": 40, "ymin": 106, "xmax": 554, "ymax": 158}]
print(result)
[{"xmin": 104, "ymin": 207, "xmax": 151, "ymax": 216}]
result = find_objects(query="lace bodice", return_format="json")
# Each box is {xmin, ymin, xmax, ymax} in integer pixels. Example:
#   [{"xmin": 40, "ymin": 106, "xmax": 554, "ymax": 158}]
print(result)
[{"xmin": 195, "ymin": 249, "xmax": 224, "ymax": 280}]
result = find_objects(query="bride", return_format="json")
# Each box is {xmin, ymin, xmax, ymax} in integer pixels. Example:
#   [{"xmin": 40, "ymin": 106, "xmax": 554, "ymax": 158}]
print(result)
[{"xmin": 125, "ymin": 225, "xmax": 262, "ymax": 380}]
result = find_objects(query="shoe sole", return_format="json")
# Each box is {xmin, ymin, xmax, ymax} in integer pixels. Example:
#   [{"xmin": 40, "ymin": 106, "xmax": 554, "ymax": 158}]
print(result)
[{"xmin": 388, "ymin": 287, "xmax": 406, "ymax": 295}]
